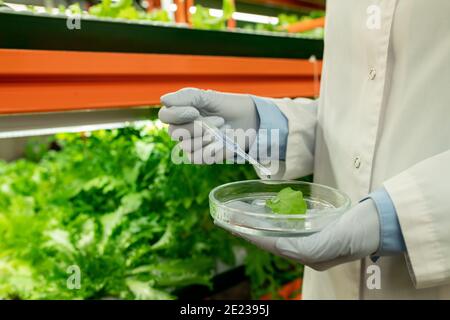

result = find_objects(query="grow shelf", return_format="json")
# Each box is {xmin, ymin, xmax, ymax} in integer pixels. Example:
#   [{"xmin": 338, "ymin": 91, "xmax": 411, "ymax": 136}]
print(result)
[
  {"xmin": 0, "ymin": 10, "xmax": 323, "ymax": 59},
  {"xmin": 242, "ymin": 0, "xmax": 325, "ymax": 11},
  {"xmin": 0, "ymin": 10, "xmax": 323, "ymax": 115}
]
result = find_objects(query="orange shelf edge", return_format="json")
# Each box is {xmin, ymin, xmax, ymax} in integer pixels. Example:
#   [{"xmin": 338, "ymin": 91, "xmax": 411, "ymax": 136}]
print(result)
[{"xmin": 0, "ymin": 49, "xmax": 322, "ymax": 114}]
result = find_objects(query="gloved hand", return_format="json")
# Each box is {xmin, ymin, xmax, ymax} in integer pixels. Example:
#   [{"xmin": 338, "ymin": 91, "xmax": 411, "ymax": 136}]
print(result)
[
  {"xmin": 215, "ymin": 198, "xmax": 381, "ymax": 271},
  {"xmin": 159, "ymin": 88, "xmax": 259, "ymax": 163}
]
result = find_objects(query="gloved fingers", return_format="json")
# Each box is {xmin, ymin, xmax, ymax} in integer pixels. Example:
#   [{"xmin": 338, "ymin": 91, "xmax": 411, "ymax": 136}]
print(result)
[
  {"xmin": 168, "ymin": 116, "xmax": 225, "ymax": 138},
  {"xmin": 284, "ymin": 200, "xmax": 381, "ymax": 267},
  {"xmin": 178, "ymin": 135, "xmax": 214, "ymax": 153},
  {"xmin": 214, "ymin": 202, "xmax": 348, "ymax": 269},
  {"xmin": 180, "ymin": 145, "xmax": 217, "ymax": 164},
  {"xmin": 202, "ymin": 139, "xmax": 226, "ymax": 164},
  {"xmin": 274, "ymin": 221, "xmax": 344, "ymax": 264},
  {"xmin": 213, "ymin": 202, "xmax": 278, "ymax": 252},
  {"xmin": 215, "ymin": 201, "xmax": 279, "ymax": 236},
  {"xmin": 273, "ymin": 236, "xmax": 318, "ymax": 263},
  {"xmin": 191, "ymin": 123, "xmax": 231, "ymax": 163},
  {"xmin": 216, "ymin": 223, "xmax": 330, "ymax": 267},
  {"xmin": 214, "ymin": 220, "xmax": 279, "ymax": 253},
  {"xmin": 173, "ymin": 122, "xmax": 228, "ymax": 157},
  {"xmin": 158, "ymin": 106, "xmax": 200, "ymax": 125},
  {"xmin": 226, "ymin": 201, "xmax": 272, "ymax": 226},
  {"xmin": 274, "ymin": 201, "xmax": 381, "ymax": 270},
  {"xmin": 181, "ymin": 140, "xmax": 224, "ymax": 164},
  {"xmin": 217, "ymin": 200, "xmax": 379, "ymax": 271},
  {"xmin": 305, "ymin": 256, "xmax": 358, "ymax": 272},
  {"xmin": 238, "ymin": 233, "xmax": 280, "ymax": 253},
  {"xmin": 213, "ymin": 219, "xmax": 239, "ymax": 236},
  {"xmin": 161, "ymin": 88, "xmax": 206, "ymax": 108}
]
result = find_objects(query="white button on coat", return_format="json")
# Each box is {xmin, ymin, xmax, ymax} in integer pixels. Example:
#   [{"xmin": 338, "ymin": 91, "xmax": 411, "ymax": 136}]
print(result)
[
  {"xmin": 257, "ymin": 0, "xmax": 450, "ymax": 299},
  {"xmin": 354, "ymin": 156, "xmax": 361, "ymax": 169},
  {"xmin": 368, "ymin": 68, "xmax": 377, "ymax": 80}
]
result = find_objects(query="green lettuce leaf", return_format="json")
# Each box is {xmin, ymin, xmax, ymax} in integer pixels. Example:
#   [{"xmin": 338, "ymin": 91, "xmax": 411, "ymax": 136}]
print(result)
[{"xmin": 266, "ymin": 187, "xmax": 307, "ymax": 215}]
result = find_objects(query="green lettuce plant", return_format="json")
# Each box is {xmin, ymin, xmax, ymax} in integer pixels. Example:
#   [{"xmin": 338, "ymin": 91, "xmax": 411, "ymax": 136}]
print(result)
[{"xmin": 0, "ymin": 122, "xmax": 301, "ymax": 299}]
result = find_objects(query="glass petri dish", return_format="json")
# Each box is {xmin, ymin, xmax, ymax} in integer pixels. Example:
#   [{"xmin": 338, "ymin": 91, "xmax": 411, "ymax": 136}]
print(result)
[{"xmin": 209, "ymin": 180, "xmax": 351, "ymax": 237}]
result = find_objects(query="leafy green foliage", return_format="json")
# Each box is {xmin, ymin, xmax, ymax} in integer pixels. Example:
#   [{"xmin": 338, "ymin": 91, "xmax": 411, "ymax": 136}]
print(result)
[
  {"xmin": 222, "ymin": 0, "xmax": 235, "ymax": 20},
  {"xmin": 88, "ymin": 0, "xmax": 170, "ymax": 22},
  {"xmin": 190, "ymin": 5, "xmax": 224, "ymax": 30},
  {"xmin": 68, "ymin": 3, "xmax": 82, "ymax": 15},
  {"xmin": 244, "ymin": 11, "xmax": 325, "ymax": 38},
  {"xmin": 191, "ymin": 0, "xmax": 235, "ymax": 31},
  {"xmin": 244, "ymin": 249, "xmax": 302, "ymax": 299},
  {"xmin": 0, "ymin": 122, "xmax": 301, "ymax": 299},
  {"xmin": 266, "ymin": 187, "xmax": 307, "ymax": 215},
  {"xmin": 21, "ymin": 0, "xmax": 323, "ymax": 38}
]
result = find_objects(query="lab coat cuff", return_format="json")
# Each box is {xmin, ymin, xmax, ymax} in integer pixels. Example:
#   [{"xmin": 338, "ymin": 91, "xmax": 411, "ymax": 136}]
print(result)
[{"xmin": 362, "ymin": 187, "xmax": 406, "ymax": 260}]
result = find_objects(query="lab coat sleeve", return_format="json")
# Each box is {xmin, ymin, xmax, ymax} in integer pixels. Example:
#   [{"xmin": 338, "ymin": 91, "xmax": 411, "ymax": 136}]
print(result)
[
  {"xmin": 264, "ymin": 97, "xmax": 318, "ymax": 180},
  {"xmin": 368, "ymin": 188, "xmax": 406, "ymax": 256},
  {"xmin": 384, "ymin": 149, "xmax": 450, "ymax": 289},
  {"xmin": 251, "ymin": 96, "xmax": 289, "ymax": 161}
]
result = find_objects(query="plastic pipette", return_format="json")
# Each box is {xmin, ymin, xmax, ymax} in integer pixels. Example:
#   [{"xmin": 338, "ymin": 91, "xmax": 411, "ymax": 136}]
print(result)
[{"xmin": 200, "ymin": 120, "xmax": 272, "ymax": 178}]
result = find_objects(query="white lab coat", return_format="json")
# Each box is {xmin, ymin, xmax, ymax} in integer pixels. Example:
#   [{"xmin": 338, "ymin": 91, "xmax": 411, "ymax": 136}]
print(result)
[{"xmin": 266, "ymin": 0, "xmax": 450, "ymax": 299}]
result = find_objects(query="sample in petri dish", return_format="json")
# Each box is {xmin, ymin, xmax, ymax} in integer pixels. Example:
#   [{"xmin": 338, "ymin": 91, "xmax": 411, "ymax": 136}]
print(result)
[{"xmin": 209, "ymin": 180, "xmax": 351, "ymax": 237}]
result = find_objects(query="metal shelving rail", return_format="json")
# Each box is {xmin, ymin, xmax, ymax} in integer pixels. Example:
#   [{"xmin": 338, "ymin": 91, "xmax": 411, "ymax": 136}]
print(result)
[{"xmin": 0, "ymin": 10, "xmax": 323, "ymax": 114}]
